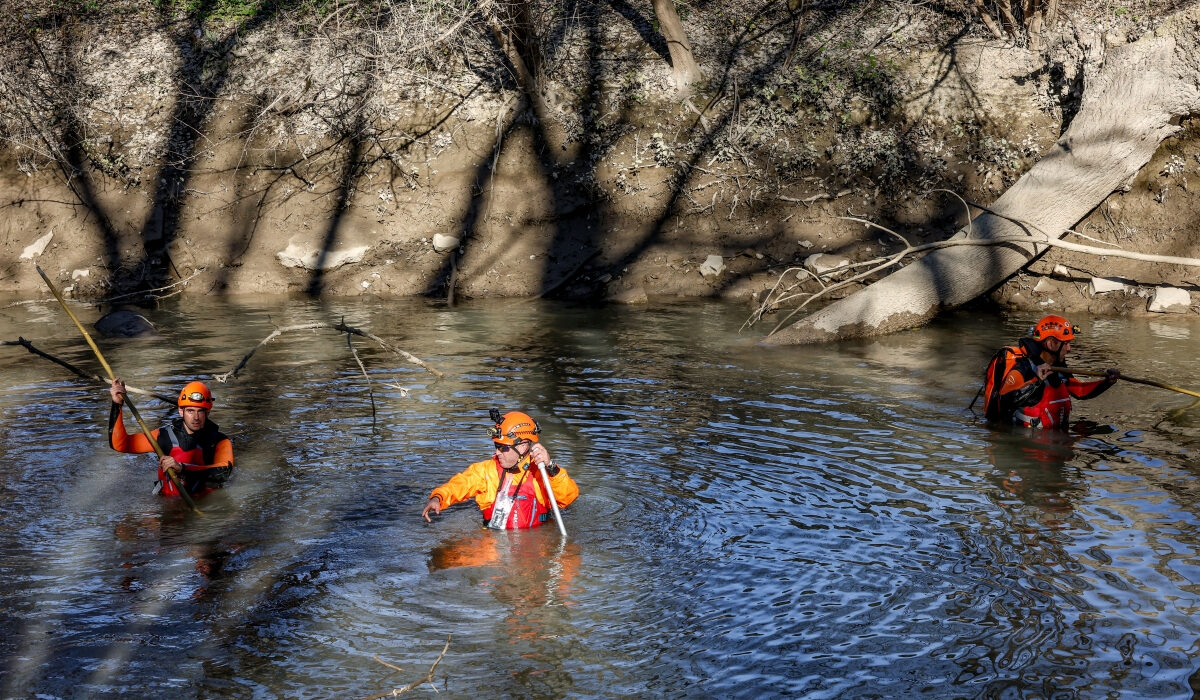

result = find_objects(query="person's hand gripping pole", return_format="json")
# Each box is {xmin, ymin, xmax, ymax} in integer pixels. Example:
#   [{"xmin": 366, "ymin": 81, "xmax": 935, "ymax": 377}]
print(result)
[
  {"xmin": 528, "ymin": 441, "xmax": 567, "ymax": 539},
  {"xmin": 36, "ymin": 266, "xmax": 201, "ymax": 514}
]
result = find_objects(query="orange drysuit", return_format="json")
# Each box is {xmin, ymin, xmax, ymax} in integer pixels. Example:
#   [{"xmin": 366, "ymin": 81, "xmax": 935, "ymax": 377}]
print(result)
[{"xmin": 430, "ymin": 456, "xmax": 579, "ymax": 529}]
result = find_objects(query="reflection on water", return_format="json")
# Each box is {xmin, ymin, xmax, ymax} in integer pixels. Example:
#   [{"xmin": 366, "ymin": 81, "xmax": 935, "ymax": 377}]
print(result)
[{"xmin": 1, "ymin": 299, "xmax": 1200, "ymax": 697}]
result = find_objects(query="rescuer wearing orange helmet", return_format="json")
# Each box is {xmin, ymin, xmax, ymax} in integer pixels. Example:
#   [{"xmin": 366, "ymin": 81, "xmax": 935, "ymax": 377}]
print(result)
[
  {"xmin": 422, "ymin": 410, "xmax": 579, "ymax": 529},
  {"xmin": 108, "ymin": 378, "xmax": 234, "ymax": 498},
  {"xmin": 980, "ymin": 315, "xmax": 1121, "ymax": 429}
]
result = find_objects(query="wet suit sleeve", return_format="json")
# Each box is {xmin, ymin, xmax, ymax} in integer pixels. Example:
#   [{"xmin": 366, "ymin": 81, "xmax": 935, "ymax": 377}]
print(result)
[
  {"xmin": 430, "ymin": 460, "xmax": 492, "ymax": 510},
  {"xmin": 1066, "ymin": 377, "xmax": 1115, "ymax": 401},
  {"xmin": 108, "ymin": 402, "xmax": 159, "ymax": 454},
  {"xmin": 542, "ymin": 467, "xmax": 579, "ymax": 509}
]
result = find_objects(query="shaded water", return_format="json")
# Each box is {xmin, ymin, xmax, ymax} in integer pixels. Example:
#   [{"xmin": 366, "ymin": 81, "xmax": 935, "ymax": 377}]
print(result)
[{"xmin": 1, "ymin": 297, "xmax": 1199, "ymax": 698}]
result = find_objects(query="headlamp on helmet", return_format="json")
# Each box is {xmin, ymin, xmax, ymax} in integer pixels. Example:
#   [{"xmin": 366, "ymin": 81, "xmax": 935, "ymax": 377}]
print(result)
[
  {"xmin": 487, "ymin": 410, "xmax": 540, "ymax": 446},
  {"xmin": 178, "ymin": 381, "xmax": 214, "ymax": 410}
]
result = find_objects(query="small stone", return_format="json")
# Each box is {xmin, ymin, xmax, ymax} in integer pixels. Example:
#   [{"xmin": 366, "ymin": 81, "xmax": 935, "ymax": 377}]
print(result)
[
  {"xmin": 804, "ymin": 253, "xmax": 850, "ymax": 275},
  {"xmin": 71, "ymin": 269, "xmax": 90, "ymax": 280},
  {"xmin": 699, "ymin": 255, "xmax": 726, "ymax": 277},
  {"xmin": 432, "ymin": 234, "xmax": 460, "ymax": 253},
  {"xmin": 1052, "ymin": 264, "xmax": 1070, "ymax": 276}
]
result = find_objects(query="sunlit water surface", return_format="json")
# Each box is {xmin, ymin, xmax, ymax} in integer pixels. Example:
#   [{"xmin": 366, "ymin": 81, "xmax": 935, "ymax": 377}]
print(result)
[{"xmin": 1, "ymin": 297, "xmax": 1199, "ymax": 698}]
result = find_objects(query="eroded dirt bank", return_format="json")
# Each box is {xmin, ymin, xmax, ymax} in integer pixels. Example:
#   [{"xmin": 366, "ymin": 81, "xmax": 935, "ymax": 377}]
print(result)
[{"xmin": 1, "ymin": 0, "xmax": 1197, "ymax": 329}]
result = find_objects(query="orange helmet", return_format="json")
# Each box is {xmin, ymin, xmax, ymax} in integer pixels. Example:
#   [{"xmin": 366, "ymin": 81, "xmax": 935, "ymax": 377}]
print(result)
[
  {"xmin": 489, "ymin": 411, "xmax": 540, "ymax": 446},
  {"xmin": 178, "ymin": 381, "xmax": 214, "ymax": 410},
  {"xmin": 1032, "ymin": 315, "xmax": 1077, "ymax": 342}
]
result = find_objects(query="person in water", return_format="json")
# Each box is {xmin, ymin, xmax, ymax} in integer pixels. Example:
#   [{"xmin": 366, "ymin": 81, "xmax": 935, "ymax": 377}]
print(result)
[
  {"xmin": 109, "ymin": 379, "xmax": 233, "ymax": 497},
  {"xmin": 981, "ymin": 315, "xmax": 1120, "ymax": 430},
  {"xmin": 422, "ymin": 410, "xmax": 579, "ymax": 529}
]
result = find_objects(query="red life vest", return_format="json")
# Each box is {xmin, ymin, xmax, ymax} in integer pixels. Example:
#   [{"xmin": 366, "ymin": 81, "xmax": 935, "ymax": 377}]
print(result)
[
  {"xmin": 480, "ymin": 461, "xmax": 553, "ymax": 529},
  {"xmin": 156, "ymin": 424, "xmax": 216, "ymax": 499},
  {"xmin": 1013, "ymin": 377, "xmax": 1072, "ymax": 429}
]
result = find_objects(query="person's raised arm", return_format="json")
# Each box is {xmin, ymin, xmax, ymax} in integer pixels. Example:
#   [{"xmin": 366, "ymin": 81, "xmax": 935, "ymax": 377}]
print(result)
[{"xmin": 108, "ymin": 378, "xmax": 157, "ymax": 454}]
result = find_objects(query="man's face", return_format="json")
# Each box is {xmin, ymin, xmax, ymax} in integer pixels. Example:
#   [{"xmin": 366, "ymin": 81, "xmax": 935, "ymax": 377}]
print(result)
[
  {"xmin": 494, "ymin": 441, "xmax": 528, "ymax": 470},
  {"xmin": 180, "ymin": 406, "xmax": 209, "ymax": 433},
  {"xmin": 1044, "ymin": 337, "xmax": 1072, "ymax": 359}
]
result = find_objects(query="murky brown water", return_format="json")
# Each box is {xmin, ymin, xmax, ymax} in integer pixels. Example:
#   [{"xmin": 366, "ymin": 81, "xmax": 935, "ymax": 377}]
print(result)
[{"xmin": 1, "ymin": 297, "xmax": 1199, "ymax": 698}]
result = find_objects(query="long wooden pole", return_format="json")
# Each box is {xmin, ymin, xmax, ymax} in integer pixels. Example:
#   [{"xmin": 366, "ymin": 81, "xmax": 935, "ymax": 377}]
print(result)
[
  {"xmin": 36, "ymin": 266, "xmax": 202, "ymax": 514},
  {"xmin": 1050, "ymin": 366, "xmax": 1200, "ymax": 400}
]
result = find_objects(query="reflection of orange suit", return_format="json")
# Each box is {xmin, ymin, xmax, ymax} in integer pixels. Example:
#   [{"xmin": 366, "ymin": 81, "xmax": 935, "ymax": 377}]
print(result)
[
  {"xmin": 430, "ymin": 456, "xmax": 578, "ymax": 529},
  {"xmin": 428, "ymin": 532, "xmax": 582, "ymax": 625},
  {"xmin": 984, "ymin": 428, "xmax": 1079, "ymax": 515}
]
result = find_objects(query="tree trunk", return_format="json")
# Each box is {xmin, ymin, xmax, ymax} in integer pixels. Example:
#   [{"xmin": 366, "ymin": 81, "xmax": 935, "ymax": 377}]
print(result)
[
  {"xmin": 764, "ymin": 7, "xmax": 1200, "ymax": 346},
  {"xmin": 650, "ymin": 0, "xmax": 702, "ymax": 92},
  {"xmin": 483, "ymin": 0, "xmax": 542, "ymax": 99},
  {"xmin": 972, "ymin": 0, "xmax": 1005, "ymax": 40}
]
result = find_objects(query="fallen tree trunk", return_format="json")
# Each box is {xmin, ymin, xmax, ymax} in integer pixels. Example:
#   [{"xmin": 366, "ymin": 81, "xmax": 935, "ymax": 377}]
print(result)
[{"xmin": 765, "ymin": 6, "xmax": 1200, "ymax": 345}]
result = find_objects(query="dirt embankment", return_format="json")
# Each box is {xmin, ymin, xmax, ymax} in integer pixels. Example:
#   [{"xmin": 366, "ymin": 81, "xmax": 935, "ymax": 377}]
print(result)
[{"xmin": 1, "ymin": 1, "xmax": 1197, "ymax": 328}]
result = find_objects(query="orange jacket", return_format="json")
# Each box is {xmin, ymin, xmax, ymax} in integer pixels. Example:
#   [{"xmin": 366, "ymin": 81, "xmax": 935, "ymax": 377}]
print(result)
[{"xmin": 431, "ymin": 456, "xmax": 579, "ymax": 515}]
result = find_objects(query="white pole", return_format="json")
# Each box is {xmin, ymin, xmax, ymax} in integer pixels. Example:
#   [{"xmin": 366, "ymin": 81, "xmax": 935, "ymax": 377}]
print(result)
[{"xmin": 536, "ymin": 462, "xmax": 568, "ymax": 539}]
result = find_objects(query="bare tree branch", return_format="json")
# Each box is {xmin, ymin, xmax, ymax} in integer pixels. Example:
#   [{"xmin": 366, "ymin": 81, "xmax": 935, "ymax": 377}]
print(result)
[
  {"xmin": 213, "ymin": 321, "xmax": 443, "ymax": 383},
  {"xmin": 2, "ymin": 337, "xmax": 178, "ymax": 405}
]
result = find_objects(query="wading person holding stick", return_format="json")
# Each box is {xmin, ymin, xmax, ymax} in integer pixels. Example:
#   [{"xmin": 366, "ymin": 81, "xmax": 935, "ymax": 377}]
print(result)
[
  {"xmin": 109, "ymin": 379, "xmax": 234, "ymax": 498},
  {"xmin": 422, "ymin": 410, "xmax": 577, "ymax": 533},
  {"xmin": 979, "ymin": 315, "xmax": 1120, "ymax": 430}
]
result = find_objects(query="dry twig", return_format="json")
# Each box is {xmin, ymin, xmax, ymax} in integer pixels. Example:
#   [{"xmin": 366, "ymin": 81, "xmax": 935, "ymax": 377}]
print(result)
[
  {"xmin": 344, "ymin": 317, "xmax": 377, "ymax": 430},
  {"xmin": 213, "ymin": 321, "xmax": 443, "ymax": 383},
  {"xmin": 364, "ymin": 635, "xmax": 451, "ymax": 699},
  {"xmin": 6, "ymin": 268, "xmax": 206, "ymax": 309}
]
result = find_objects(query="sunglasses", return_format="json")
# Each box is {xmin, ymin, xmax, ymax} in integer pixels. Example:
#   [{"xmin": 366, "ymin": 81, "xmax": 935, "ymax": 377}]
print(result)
[{"xmin": 495, "ymin": 444, "xmax": 522, "ymax": 453}]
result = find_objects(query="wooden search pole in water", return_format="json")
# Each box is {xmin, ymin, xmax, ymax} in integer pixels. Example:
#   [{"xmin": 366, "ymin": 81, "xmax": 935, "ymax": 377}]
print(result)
[
  {"xmin": 35, "ymin": 266, "xmax": 202, "ymax": 514},
  {"xmin": 1051, "ymin": 366, "xmax": 1200, "ymax": 400}
]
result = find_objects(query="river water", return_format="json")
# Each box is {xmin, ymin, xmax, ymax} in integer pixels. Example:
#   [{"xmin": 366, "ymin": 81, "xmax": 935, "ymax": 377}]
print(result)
[{"xmin": 1, "ymin": 297, "xmax": 1198, "ymax": 698}]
